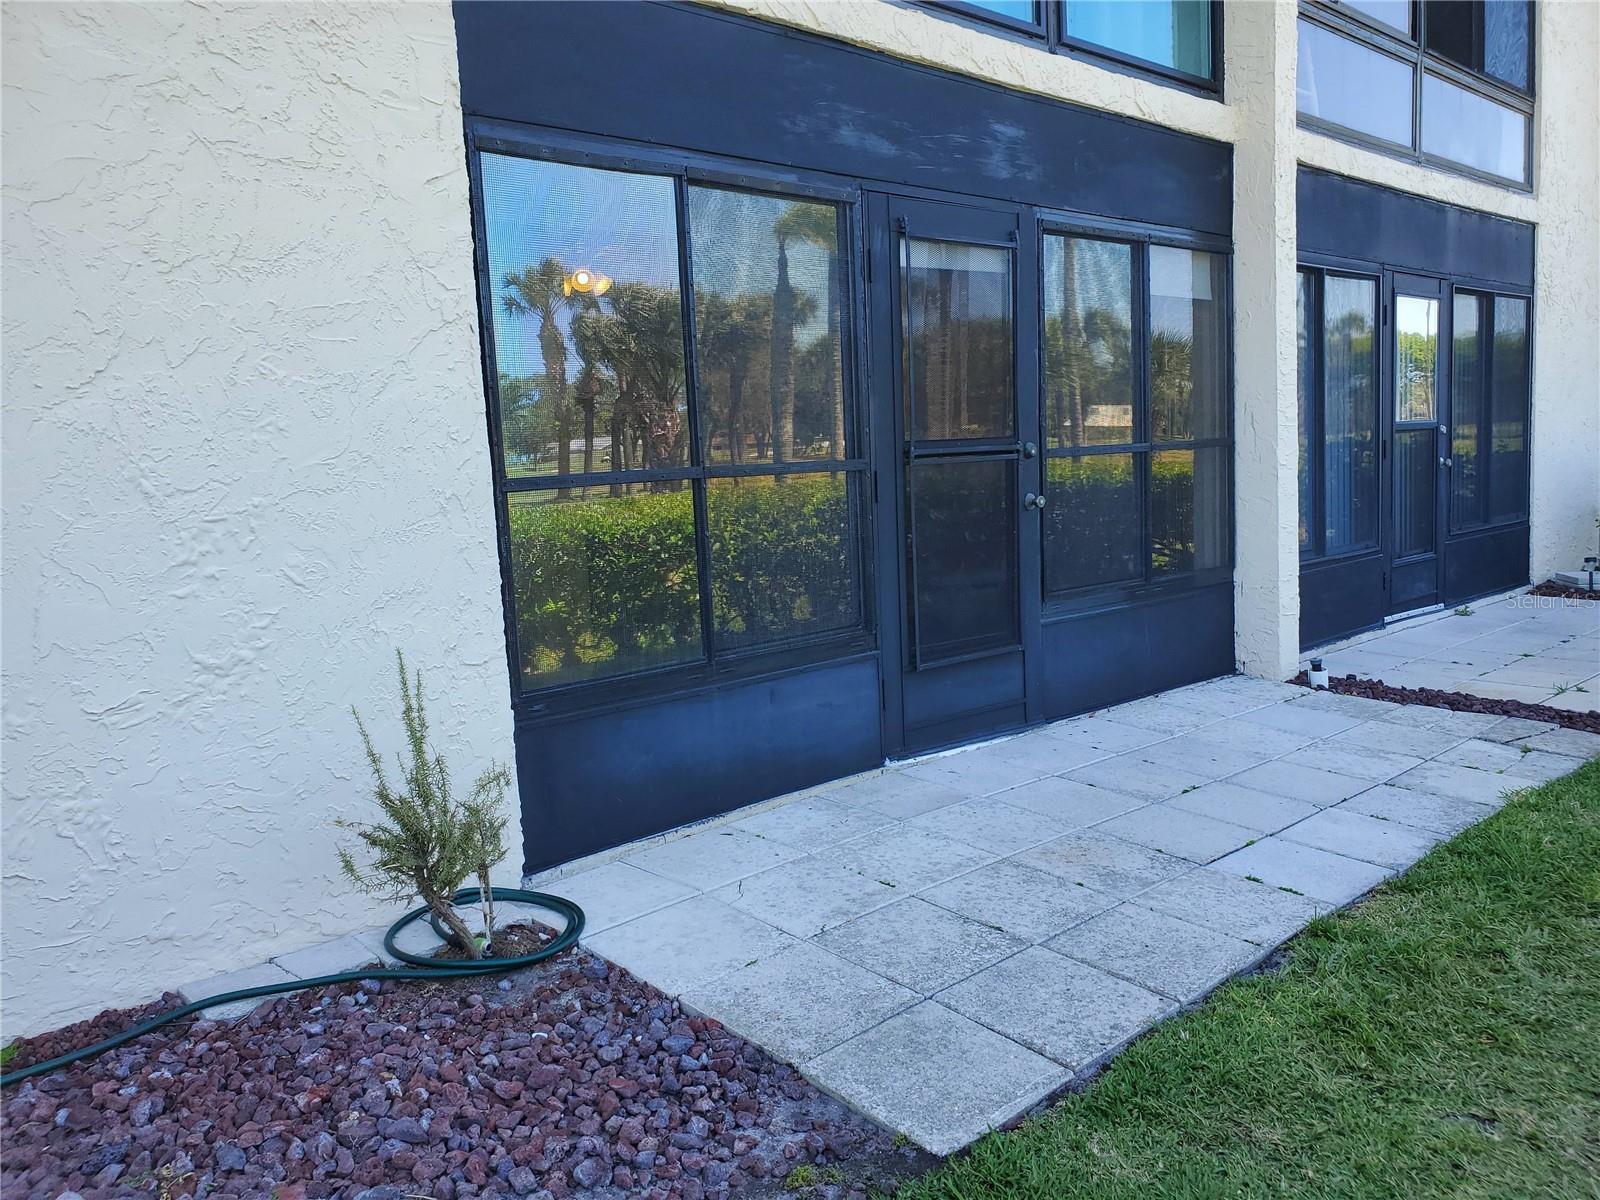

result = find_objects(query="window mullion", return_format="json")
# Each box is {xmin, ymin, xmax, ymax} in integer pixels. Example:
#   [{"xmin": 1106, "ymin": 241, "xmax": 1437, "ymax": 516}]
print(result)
[
  {"xmin": 674, "ymin": 176, "xmax": 717, "ymax": 668},
  {"xmin": 1137, "ymin": 242, "xmax": 1155, "ymax": 583}
]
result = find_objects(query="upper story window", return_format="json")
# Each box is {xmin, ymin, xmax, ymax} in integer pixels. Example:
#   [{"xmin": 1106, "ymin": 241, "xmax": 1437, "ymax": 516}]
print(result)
[
  {"xmin": 1297, "ymin": 2, "xmax": 1534, "ymax": 188},
  {"xmin": 923, "ymin": 1, "xmax": 1219, "ymax": 93}
]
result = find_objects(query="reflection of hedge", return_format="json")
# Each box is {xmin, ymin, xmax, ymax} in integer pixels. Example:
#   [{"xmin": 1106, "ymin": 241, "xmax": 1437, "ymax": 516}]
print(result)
[
  {"xmin": 507, "ymin": 475, "xmax": 852, "ymax": 685},
  {"xmin": 1043, "ymin": 453, "xmax": 1209, "ymax": 578}
]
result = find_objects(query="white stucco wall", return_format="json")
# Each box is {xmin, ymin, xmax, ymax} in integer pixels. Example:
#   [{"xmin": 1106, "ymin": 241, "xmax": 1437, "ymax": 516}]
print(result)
[
  {"xmin": 1528, "ymin": 0, "xmax": 1600, "ymax": 578},
  {"xmin": 1227, "ymin": 0, "xmax": 1301, "ymax": 680},
  {"xmin": 1, "ymin": 0, "xmax": 513, "ymax": 1038}
]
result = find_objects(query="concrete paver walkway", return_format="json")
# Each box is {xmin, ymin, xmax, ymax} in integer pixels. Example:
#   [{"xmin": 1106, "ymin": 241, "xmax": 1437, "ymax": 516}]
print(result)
[
  {"xmin": 1301, "ymin": 590, "xmax": 1599, "ymax": 711},
  {"xmin": 534, "ymin": 671, "xmax": 1600, "ymax": 1154}
]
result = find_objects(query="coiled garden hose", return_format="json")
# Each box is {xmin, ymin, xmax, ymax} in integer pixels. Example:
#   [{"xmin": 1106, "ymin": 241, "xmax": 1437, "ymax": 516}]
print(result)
[{"xmin": 0, "ymin": 887, "xmax": 584, "ymax": 1089}]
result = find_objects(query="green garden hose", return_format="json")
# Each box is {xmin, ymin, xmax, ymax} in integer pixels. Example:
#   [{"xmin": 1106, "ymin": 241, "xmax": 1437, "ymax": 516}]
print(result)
[{"xmin": 0, "ymin": 887, "xmax": 584, "ymax": 1089}]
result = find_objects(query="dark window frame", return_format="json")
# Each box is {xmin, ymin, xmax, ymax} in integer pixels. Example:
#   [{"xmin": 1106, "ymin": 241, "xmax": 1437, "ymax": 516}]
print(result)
[
  {"xmin": 1037, "ymin": 215, "xmax": 1234, "ymax": 608},
  {"xmin": 1448, "ymin": 285, "xmax": 1532, "ymax": 533},
  {"xmin": 1298, "ymin": 264, "xmax": 1385, "ymax": 563},
  {"xmin": 1298, "ymin": 2, "xmax": 1535, "ymax": 190},
  {"xmin": 467, "ymin": 126, "xmax": 877, "ymax": 715},
  {"xmin": 918, "ymin": 0, "xmax": 1224, "ymax": 97}
]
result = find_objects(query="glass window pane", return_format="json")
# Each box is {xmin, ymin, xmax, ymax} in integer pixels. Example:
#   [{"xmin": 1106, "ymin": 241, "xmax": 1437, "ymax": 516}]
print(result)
[
  {"xmin": 1150, "ymin": 246, "xmax": 1227, "ymax": 443},
  {"xmin": 707, "ymin": 473, "xmax": 859, "ymax": 652},
  {"xmin": 1338, "ymin": 0, "xmax": 1412, "ymax": 35},
  {"xmin": 1482, "ymin": 0, "xmax": 1531, "ymax": 91},
  {"xmin": 1424, "ymin": 0, "xmax": 1530, "ymax": 91},
  {"xmin": 1394, "ymin": 428, "xmax": 1437, "ymax": 557},
  {"xmin": 1421, "ymin": 73, "xmax": 1527, "ymax": 183},
  {"xmin": 482, "ymin": 153, "xmax": 689, "ymax": 480},
  {"xmin": 1297, "ymin": 19, "xmax": 1416, "ymax": 147},
  {"xmin": 1450, "ymin": 292, "xmax": 1484, "ymax": 530},
  {"xmin": 909, "ymin": 458, "xmax": 1019, "ymax": 662},
  {"xmin": 905, "ymin": 240, "xmax": 1014, "ymax": 442},
  {"xmin": 689, "ymin": 187, "xmax": 847, "ymax": 466},
  {"xmin": 1065, "ymin": 1, "xmax": 1212, "ymax": 78},
  {"xmin": 507, "ymin": 486, "xmax": 701, "ymax": 688},
  {"xmin": 961, "ymin": 0, "xmax": 1038, "ymax": 23},
  {"xmin": 1297, "ymin": 271, "xmax": 1314, "ymax": 553},
  {"xmin": 1489, "ymin": 296, "xmax": 1529, "ymax": 522},
  {"xmin": 1044, "ymin": 454, "xmax": 1142, "ymax": 593},
  {"xmin": 1044, "ymin": 236, "xmax": 1135, "ymax": 448},
  {"xmin": 1395, "ymin": 296, "xmax": 1439, "ymax": 422},
  {"xmin": 1323, "ymin": 276, "xmax": 1379, "ymax": 553},
  {"xmin": 1151, "ymin": 447, "xmax": 1229, "ymax": 575}
]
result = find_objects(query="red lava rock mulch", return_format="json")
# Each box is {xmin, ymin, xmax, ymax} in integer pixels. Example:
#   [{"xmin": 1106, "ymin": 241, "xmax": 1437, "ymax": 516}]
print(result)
[
  {"xmin": 1527, "ymin": 580, "xmax": 1599, "ymax": 601},
  {"xmin": 1290, "ymin": 671, "xmax": 1600, "ymax": 734},
  {"xmin": 2, "ymin": 947, "xmax": 927, "ymax": 1200}
]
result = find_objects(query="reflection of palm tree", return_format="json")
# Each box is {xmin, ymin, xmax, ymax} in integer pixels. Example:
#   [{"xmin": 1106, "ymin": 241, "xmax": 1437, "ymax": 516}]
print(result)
[
  {"xmin": 770, "ymin": 235, "xmax": 797, "ymax": 464},
  {"xmin": 503, "ymin": 257, "xmax": 574, "ymax": 495},
  {"xmin": 572, "ymin": 282, "xmax": 687, "ymax": 482},
  {"xmin": 696, "ymin": 291, "xmax": 773, "ymax": 463},
  {"xmin": 773, "ymin": 204, "xmax": 844, "ymax": 459}
]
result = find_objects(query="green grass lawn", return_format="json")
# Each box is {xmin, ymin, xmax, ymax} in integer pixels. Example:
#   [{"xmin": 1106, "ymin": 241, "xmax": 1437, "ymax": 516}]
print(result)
[{"xmin": 895, "ymin": 759, "xmax": 1600, "ymax": 1200}]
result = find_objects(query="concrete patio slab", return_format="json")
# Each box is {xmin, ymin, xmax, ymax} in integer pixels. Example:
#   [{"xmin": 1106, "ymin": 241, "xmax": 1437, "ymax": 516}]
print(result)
[
  {"xmin": 1094, "ymin": 804, "xmax": 1260, "ymax": 864},
  {"xmin": 1388, "ymin": 760, "xmax": 1526, "ymax": 806},
  {"xmin": 823, "ymin": 772, "xmax": 970, "ymax": 820},
  {"xmin": 994, "ymin": 775, "xmax": 1148, "ymax": 826},
  {"xmin": 1165, "ymin": 782, "xmax": 1321, "ymax": 834},
  {"xmin": 918, "ymin": 858, "xmax": 1118, "ymax": 943},
  {"xmin": 1236, "ymin": 702, "xmax": 1365, "ymax": 738},
  {"xmin": 622, "ymin": 826, "xmax": 799, "ymax": 890},
  {"xmin": 1521, "ymin": 727, "xmax": 1600, "ymax": 759},
  {"xmin": 826, "ymin": 825, "xmax": 995, "ymax": 892},
  {"xmin": 1322, "ymin": 719, "xmax": 1469, "ymax": 759},
  {"xmin": 803, "ymin": 1000, "xmax": 1071, "ymax": 1157},
  {"xmin": 1135, "ymin": 733, "xmax": 1271, "ymax": 781},
  {"xmin": 1015, "ymin": 830, "xmax": 1193, "ymax": 897},
  {"xmin": 730, "ymin": 794, "xmax": 892, "ymax": 851},
  {"xmin": 979, "ymin": 729, "xmax": 1111, "ymax": 776},
  {"xmin": 1047, "ymin": 904, "xmax": 1266, "ymax": 1003},
  {"xmin": 271, "ymin": 931, "xmax": 387, "ymax": 979},
  {"xmin": 681, "ymin": 940, "xmax": 918, "ymax": 1065},
  {"xmin": 176, "ymin": 961, "xmax": 299, "ymax": 1021},
  {"xmin": 1066, "ymin": 755, "xmax": 1211, "ymax": 802},
  {"xmin": 1338, "ymin": 785, "xmax": 1497, "ymax": 836},
  {"xmin": 1211, "ymin": 837, "xmax": 1392, "ymax": 905},
  {"xmin": 1039, "ymin": 715, "xmax": 1169, "ymax": 753},
  {"xmin": 532, "ymin": 860, "xmax": 698, "ymax": 935},
  {"xmin": 1134, "ymin": 867, "xmax": 1327, "ymax": 945},
  {"xmin": 1474, "ymin": 716, "xmax": 1563, "ymax": 744},
  {"xmin": 1229, "ymin": 759, "xmax": 1372, "ymax": 807},
  {"xmin": 1279, "ymin": 742, "xmax": 1423, "ymax": 784},
  {"xmin": 906, "ymin": 796, "xmax": 1070, "ymax": 855},
  {"xmin": 583, "ymin": 895, "xmax": 798, "ymax": 995},
  {"xmin": 1280, "ymin": 807, "xmax": 1443, "ymax": 870},
  {"xmin": 900, "ymin": 745, "xmax": 1047, "ymax": 796},
  {"xmin": 938, "ymin": 946, "xmax": 1176, "ymax": 1073},
  {"xmin": 814, "ymin": 897, "xmax": 1029, "ymax": 995},
  {"xmin": 711, "ymin": 855, "xmax": 901, "ymax": 938}
]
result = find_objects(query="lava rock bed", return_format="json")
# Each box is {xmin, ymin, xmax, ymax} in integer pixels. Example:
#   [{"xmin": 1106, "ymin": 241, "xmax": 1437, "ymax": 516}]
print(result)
[
  {"xmin": 1290, "ymin": 672, "xmax": 1600, "ymax": 733},
  {"xmin": 1, "ymin": 948, "xmax": 926, "ymax": 1200}
]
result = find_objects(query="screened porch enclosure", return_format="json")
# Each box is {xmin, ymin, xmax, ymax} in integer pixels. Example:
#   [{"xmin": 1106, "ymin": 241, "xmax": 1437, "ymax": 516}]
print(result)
[
  {"xmin": 456, "ymin": 0, "xmax": 1237, "ymax": 873},
  {"xmin": 1296, "ymin": 170, "xmax": 1533, "ymax": 649}
]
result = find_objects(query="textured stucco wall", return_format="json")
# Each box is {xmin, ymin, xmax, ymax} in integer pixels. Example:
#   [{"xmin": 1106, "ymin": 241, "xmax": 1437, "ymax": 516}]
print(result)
[
  {"xmin": 1, "ymin": 1, "xmax": 514, "ymax": 1038},
  {"xmin": 1528, "ymin": 0, "xmax": 1600, "ymax": 578},
  {"xmin": 1227, "ymin": 0, "xmax": 1301, "ymax": 680}
]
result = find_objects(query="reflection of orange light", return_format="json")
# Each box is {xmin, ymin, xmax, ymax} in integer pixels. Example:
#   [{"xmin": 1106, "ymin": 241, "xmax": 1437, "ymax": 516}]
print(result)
[{"xmin": 563, "ymin": 267, "xmax": 612, "ymax": 297}]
